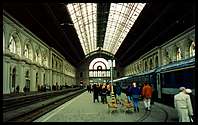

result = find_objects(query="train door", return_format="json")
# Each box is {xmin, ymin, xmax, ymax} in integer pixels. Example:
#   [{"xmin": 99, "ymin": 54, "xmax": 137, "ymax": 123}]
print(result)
[{"xmin": 156, "ymin": 73, "xmax": 161, "ymax": 99}]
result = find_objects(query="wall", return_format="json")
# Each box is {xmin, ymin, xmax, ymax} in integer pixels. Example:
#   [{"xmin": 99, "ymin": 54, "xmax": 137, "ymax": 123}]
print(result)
[
  {"xmin": 3, "ymin": 12, "xmax": 77, "ymax": 94},
  {"xmin": 123, "ymin": 26, "xmax": 195, "ymax": 76}
]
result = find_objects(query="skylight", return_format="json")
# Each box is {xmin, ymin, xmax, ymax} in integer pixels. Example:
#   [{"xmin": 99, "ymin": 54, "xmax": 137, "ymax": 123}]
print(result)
[
  {"xmin": 103, "ymin": 3, "xmax": 146, "ymax": 54},
  {"xmin": 66, "ymin": 3, "xmax": 146, "ymax": 56},
  {"xmin": 67, "ymin": 3, "xmax": 97, "ymax": 55}
]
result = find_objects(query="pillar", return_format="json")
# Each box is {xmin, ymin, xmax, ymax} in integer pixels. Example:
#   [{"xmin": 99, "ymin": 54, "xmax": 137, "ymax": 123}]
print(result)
[{"xmin": 3, "ymin": 57, "xmax": 11, "ymax": 94}]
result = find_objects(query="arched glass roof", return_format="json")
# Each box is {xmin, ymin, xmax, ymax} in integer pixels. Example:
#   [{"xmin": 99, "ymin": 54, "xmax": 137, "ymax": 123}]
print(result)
[{"xmin": 66, "ymin": 3, "xmax": 146, "ymax": 56}]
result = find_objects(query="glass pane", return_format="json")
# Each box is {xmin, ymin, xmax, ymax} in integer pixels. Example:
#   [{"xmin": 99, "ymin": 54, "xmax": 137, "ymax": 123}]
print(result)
[
  {"xmin": 102, "ymin": 3, "xmax": 146, "ymax": 54},
  {"xmin": 67, "ymin": 3, "xmax": 97, "ymax": 55}
]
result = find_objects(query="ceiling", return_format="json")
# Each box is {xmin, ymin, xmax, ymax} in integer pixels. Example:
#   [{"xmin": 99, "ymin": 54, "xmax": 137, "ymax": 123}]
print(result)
[{"xmin": 3, "ymin": 2, "xmax": 195, "ymax": 68}]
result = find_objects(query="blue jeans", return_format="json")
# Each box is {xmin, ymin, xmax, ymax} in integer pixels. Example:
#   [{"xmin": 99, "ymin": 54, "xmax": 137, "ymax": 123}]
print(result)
[{"xmin": 133, "ymin": 98, "xmax": 139, "ymax": 109}]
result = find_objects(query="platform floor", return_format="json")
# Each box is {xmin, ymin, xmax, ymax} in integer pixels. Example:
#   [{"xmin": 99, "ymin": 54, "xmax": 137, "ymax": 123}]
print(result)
[{"xmin": 34, "ymin": 91, "xmax": 178, "ymax": 122}]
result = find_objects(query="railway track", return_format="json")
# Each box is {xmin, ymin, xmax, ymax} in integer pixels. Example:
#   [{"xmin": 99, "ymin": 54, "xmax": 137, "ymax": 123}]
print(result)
[
  {"xmin": 3, "ymin": 88, "xmax": 80, "ymax": 112},
  {"xmin": 136, "ymin": 104, "xmax": 169, "ymax": 122},
  {"xmin": 4, "ymin": 89, "xmax": 86, "ymax": 122}
]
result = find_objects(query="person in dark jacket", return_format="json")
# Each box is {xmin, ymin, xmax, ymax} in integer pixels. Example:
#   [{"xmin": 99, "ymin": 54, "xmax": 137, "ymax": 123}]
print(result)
[
  {"xmin": 101, "ymin": 85, "xmax": 107, "ymax": 104},
  {"xmin": 92, "ymin": 84, "xmax": 99, "ymax": 103},
  {"xmin": 126, "ymin": 85, "xmax": 132, "ymax": 103},
  {"xmin": 116, "ymin": 83, "xmax": 122, "ymax": 104},
  {"xmin": 131, "ymin": 82, "xmax": 140, "ymax": 112}
]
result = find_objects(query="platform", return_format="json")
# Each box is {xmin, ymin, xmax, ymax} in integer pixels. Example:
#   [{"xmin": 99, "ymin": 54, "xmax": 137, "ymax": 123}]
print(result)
[{"xmin": 34, "ymin": 91, "xmax": 178, "ymax": 122}]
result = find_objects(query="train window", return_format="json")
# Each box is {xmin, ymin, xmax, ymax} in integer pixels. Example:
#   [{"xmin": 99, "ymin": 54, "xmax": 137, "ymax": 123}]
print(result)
[{"xmin": 162, "ymin": 68, "xmax": 194, "ymax": 88}]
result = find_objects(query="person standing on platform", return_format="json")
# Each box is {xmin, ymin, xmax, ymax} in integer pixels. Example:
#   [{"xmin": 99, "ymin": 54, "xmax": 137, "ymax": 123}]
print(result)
[
  {"xmin": 116, "ymin": 83, "xmax": 122, "ymax": 104},
  {"xmin": 92, "ymin": 84, "xmax": 99, "ymax": 103},
  {"xmin": 126, "ymin": 85, "xmax": 132, "ymax": 103},
  {"xmin": 131, "ymin": 82, "xmax": 140, "ymax": 112},
  {"xmin": 101, "ymin": 84, "xmax": 107, "ymax": 104},
  {"xmin": 174, "ymin": 87, "xmax": 193, "ymax": 122},
  {"xmin": 142, "ymin": 82, "xmax": 152, "ymax": 111},
  {"xmin": 107, "ymin": 83, "xmax": 111, "ymax": 96}
]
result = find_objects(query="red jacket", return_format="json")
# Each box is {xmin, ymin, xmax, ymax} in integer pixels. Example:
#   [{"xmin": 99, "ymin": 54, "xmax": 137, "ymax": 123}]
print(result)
[{"xmin": 142, "ymin": 85, "xmax": 152, "ymax": 98}]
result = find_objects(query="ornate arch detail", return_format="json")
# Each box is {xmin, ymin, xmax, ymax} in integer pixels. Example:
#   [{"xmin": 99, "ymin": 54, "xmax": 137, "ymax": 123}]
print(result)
[
  {"xmin": 176, "ymin": 47, "xmax": 182, "ymax": 61},
  {"xmin": 35, "ymin": 47, "xmax": 42, "ymax": 65},
  {"xmin": 190, "ymin": 41, "xmax": 195, "ymax": 57},
  {"xmin": 23, "ymin": 39, "xmax": 34, "ymax": 60},
  {"xmin": 42, "ymin": 50, "xmax": 48, "ymax": 67},
  {"xmin": 8, "ymin": 31, "xmax": 22, "ymax": 56}
]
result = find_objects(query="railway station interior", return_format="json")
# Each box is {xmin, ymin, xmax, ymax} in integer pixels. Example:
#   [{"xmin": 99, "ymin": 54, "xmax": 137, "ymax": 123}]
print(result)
[{"xmin": 3, "ymin": 2, "xmax": 196, "ymax": 122}]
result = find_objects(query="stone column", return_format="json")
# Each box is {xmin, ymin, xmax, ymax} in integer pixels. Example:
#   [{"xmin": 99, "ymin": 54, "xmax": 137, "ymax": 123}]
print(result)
[
  {"xmin": 49, "ymin": 70, "xmax": 52, "ymax": 86},
  {"xmin": 171, "ymin": 45, "xmax": 177, "ymax": 62},
  {"xmin": 49, "ymin": 49, "xmax": 53, "ymax": 86},
  {"xmin": 17, "ymin": 61, "xmax": 25, "ymax": 92},
  {"xmin": 158, "ymin": 48, "xmax": 161, "ymax": 67},
  {"xmin": 3, "ymin": 56, "xmax": 11, "ymax": 94},
  {"xmin": 30, "ymin": 65, "xmax": 37, "ymax": 91},
  {"xmin": 46, "ymin": 69, "xmax": 50, "ymax": 86},
  {"xmin": 39, "ymin": 68, "xmax": 44, "ymax": 85}
]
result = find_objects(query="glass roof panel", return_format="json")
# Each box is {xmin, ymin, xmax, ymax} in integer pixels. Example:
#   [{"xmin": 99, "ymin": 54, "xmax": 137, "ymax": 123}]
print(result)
[
  {"xmin": 102, "ymin": 3, "xmax": 146, "ymax": 54},
  {"xmin": 67, "ymin": 3, "xmax": 145, "ymax": 56},
  {"xmin": 67, "ymin": 3, "xmax": 97, "ymax": 55}
]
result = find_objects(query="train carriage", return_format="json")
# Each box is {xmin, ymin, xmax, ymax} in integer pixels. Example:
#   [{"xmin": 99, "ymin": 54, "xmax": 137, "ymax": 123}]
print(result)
[{"xmin": 113, "ymin": 56, "xmax": 195, "ymax": 112}]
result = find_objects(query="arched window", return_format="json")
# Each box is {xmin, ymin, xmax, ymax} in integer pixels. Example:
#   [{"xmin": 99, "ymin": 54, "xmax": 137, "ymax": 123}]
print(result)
[
  {"xmin": 176, "ymin": 47, "xmax": 182, "ymax": 61},
  {"xmin": 165, "ymin": 50, "xmax": 170, "ymax": 63},
  {"xmin": 43, "ymin": 55, "xmax": 48, "ymax": 67},
  {"xmin": 24, "ymin": 43, "xmax": 33, "ymax": 60},
  {"xmin": 24, "ymin": 44, "xmax": 29, "ymax": 58},
  {"xmin": 190, "ymin": 41, "xmax": 195, "ymax": 57},
  {"xmin": 89, "ymin": 58, "xmax": 109, "ymax": 83},
  {"xmin": 9, "ymin": 36, "xmax": 16, "ymax": 54},
  {"xmin": 36, "ymin": 50, "xmax": 42, "ymax": 65}
]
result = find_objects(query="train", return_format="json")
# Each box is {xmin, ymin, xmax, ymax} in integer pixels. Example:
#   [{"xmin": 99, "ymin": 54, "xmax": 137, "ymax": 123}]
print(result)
[{"xmin": 113, "ymin": 57, "xmax": 195, "ymax": 110}]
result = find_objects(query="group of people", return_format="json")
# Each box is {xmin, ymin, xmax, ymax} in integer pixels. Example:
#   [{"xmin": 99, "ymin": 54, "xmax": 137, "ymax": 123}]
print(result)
[
  {"xmin": 90, "ymin": 83, "xmax": 111, "ymax": 104},
  {"xmin": 125, "ymin": 82, "xmax": 153, "ymax": 112},
  {"xmin": 87, "ymin": 81, "xmax": 153, "ymax": 113},
  {"xmin": 87, "ymin": 83, "xmax": 121, "ymax": 104},
  {"xmin": 87, "ymin": 82, "xmax": 195, "ymax": 122}
]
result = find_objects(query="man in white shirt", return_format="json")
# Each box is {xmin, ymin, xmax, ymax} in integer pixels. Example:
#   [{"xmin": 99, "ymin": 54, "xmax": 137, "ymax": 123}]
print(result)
[{"xmin": 174, "ymin": 87, "xmax": 193, "ymax": 122}]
